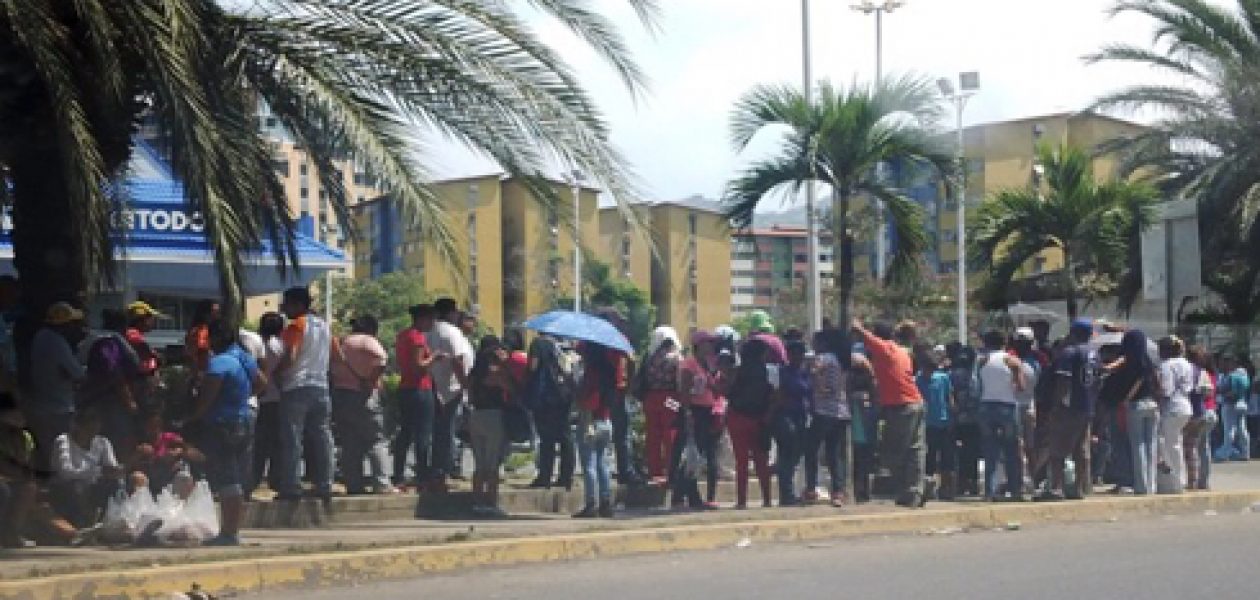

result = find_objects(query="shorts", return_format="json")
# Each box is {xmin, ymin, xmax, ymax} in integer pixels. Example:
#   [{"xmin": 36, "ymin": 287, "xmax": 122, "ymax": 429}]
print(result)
[
  {"xmin": 1047, "ymin": 409, "xmax": 1091, "ymax": 461},
  {"xmin": 204, "ymin": 416, "xmax": 255, "ymax": 498},
  {"xmin": 469, "ymin": 408, "xmax": 506, "ymax": 477}
]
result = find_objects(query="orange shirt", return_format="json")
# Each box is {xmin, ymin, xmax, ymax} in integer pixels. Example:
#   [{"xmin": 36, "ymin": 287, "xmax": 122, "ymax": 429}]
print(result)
[
  {"xmin": 860, "ymin": 330, "xmax": 923, "ymax": 407},
  {"xmin": 185, "ymin": 325, "xmax": 210, "ymax": 372}
]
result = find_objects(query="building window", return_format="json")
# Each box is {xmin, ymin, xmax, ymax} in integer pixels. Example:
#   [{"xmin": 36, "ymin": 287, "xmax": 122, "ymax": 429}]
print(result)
[
  {"xmin": 273, "ymin": 159, "xmax": 290, "ymax": 177},
  {"xmin": 299, "ymin": 187, "xmax": 309, "ymax": 199},
  {"xmin": 794, "ymin": 253, "xmax": 808, "ymax": 263},
  {"xmin": 688, "ymin": 213, "xmax": 698, "ymax": 235},
  {"xmin": 299, "ymin": 163, "xmax": 308, "ymax": 176},
  {"xmin": 733, "ymin": 251, "xmax": 757, "ymax": 261},
  {"xmin": 265, "ymin": 117, "xmax": 278, "ymax": 128}
]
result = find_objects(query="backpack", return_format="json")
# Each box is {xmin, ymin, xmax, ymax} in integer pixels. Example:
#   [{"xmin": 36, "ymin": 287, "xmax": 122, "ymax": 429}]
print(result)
[{"xmin": 524, "ymin": 338, "xmax": 577, "ymax": 411}]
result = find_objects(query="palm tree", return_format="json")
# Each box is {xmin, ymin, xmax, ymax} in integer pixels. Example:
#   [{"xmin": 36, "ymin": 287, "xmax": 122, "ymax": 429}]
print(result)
[
  {"xmin": 1087, "ymin": 0, "xmax": 1260, "ymax": 326},
  {"xmin": 723, "ymin": 76, "xmax": 951, "ymax": 328},
  {"xmin": 0, "ymin": 0, "xmax": 657, "ymax": 313},
  {"xmin": 968, "ymin": 143, "xmax": 1157, "ymax": 319}
]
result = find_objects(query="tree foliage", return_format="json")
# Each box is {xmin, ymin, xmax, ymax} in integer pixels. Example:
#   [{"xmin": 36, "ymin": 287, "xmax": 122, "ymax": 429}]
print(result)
[
  {"xmin": 330, "ymin": 272, "xmax": 431, "ymax": 348},
  {"xmin": 722, "ymin": 76, "xmax": 951, "ymax": 329},
  {"xmin": 968, "ymin": 143, "xmax": 1157, "ymax": 318},
  {"xmin": 0, "ymin": 0, "xmax": 658, "ymax": 313},
  {"xmin": 1089, "ymin": 0, "xmax": 1260, "ymax": 324}
]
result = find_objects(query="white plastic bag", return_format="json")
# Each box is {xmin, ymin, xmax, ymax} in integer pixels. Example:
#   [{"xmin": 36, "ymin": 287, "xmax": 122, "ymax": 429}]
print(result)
[
  {"xmin": 152, "ymin": 481, "xmax": 218, "ymax": 546},
  {"xmin": 183, "ymin": 480, "xmax": 220, "ymax": 541},
  {"xmin": 101, "ymin": 488, "xmax": 159, "ymax": 545}
]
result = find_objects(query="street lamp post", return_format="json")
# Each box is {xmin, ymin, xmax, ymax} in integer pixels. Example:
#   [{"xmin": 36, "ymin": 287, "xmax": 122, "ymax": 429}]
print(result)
[
  {"xmin": 801, "ymin": 0, "xmax": 822, "ymax": 333},
  {"xmin": 567, "ymin": 169, "xmax": 585, "ymax": 313},
  {"xmin": 852, "ymin": 0, "xmax": 905, "ymax": 282},
  {"xmin": 938, "ymin": 72, "xmax": 980, "ymax": 345}
]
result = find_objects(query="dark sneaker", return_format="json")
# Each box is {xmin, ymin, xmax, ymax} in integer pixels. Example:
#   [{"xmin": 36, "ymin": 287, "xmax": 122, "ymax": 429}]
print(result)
[{"xmin": 573, "ymin": 505, "xmax": 598, "ymax": 519}]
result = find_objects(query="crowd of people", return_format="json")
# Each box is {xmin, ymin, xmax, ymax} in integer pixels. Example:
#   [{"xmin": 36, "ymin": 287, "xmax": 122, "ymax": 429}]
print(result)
[{"xmin": 2, "ymin": 272, "xmax": 1259, "ymax": 549}]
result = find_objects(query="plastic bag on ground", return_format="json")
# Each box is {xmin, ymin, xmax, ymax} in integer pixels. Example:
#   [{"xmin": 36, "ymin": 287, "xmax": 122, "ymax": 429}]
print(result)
[
  {"xmin": 152, "ymin": 480, "xmax": 219, "ymax": 546},
  {"xmin": 101, "ymin": 488, "xmax": 159, "ymax": 545}
]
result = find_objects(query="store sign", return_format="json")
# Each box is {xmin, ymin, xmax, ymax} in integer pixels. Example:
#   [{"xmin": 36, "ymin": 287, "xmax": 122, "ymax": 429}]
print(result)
[{"xmin": 1, "ymin": 204, "xmax": 205, "ymax": 236}]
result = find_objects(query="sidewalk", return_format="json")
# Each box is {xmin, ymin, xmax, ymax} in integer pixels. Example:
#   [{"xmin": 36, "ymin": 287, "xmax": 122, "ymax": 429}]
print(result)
[{"xmin": 3, "ymin": 463, "xmax": 1260, "ymax": 599}]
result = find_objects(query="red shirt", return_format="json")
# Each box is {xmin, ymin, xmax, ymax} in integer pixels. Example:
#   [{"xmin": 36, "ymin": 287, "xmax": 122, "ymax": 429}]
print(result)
[
  {"xmin": 506, "ymin": 351, "xmax": 528, "ymax": 394},
  {"xmin": 681, "ymin": 356, "xmax": 716, "ymax": 408},
  {"xmin": 125, "ymin": 328, "xmax": 160, "ymax": 376},
  {"xmin": 861, "ymin": 330, "xmax": 923, "ymax": 407},
  {"xmin": 578, "ymin": 347, "xmax": 628, "ymax": 419},
  {"xmin": 395, "ymin": 328, "xmax": 432, "ymax": 390}
]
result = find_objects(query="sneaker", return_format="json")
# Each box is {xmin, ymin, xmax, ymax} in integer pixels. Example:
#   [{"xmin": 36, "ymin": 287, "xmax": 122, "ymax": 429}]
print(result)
[
  {"xmin": 204, "ymin": 534, "xmax": 240, "ymax": 547},
  {"xmin": 830, "ymin": 496, "xmax": 845, "ymax": 508},
  {"xmin": 573, "ymin": 504, "xmax": 598, "ymax": 519},
  {"xmin": 598, "ymin": 501, "xmax": 614, "ymax": 519},
  {"xmin": 1035, "ymin": 491, "xmax": 1065, "ymax": 502}
]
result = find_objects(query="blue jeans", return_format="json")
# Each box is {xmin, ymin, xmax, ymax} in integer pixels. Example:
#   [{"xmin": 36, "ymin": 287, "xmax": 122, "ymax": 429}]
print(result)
[
  {"xmin": 205, "ymin": 415, "xmax": 255, "ymax": 498},
  {"xmin": 773, "ymin": 413, "xmax": 807, "ymax": 501},
  {"xmin": 1126, "ymin": 399, "xmax": 1160, "ymax": 495},
  {"xmin": 1215, "ymin": 401, "xmax": 1250, "ymax": 461},
  {"xmin": 805, "ymin": 415, "xmax": 849, "ymax": 494},
  {"xmin": 1199, "ymin": 410, "xmax": 1217, "ymax": 488},
  {"xmin": 978, "ymin": 402, "xmax": 1022, "ymax": 499},
  {"xmin": 391, "ymin": 388, "xmax": 436, "ymax": 484},
  {"xmin": 279, "ymin": 385, "xmax": 335, "ymax": 497},
  {"xmin": 577, "ymin": 419, "xmax": 613, "ymax": 506}
]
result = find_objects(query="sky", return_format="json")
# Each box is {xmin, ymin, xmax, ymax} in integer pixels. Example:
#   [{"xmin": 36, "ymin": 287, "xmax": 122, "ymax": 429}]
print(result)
[{"xmin": 433, "ymin": 0, "xmax": 1191, "ymax": 206}]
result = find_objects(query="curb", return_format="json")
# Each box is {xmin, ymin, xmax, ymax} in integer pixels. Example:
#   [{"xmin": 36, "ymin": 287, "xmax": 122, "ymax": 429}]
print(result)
[{"xmin": 4, "ymin": 491, "xmax": 1258, "ymax": 599}]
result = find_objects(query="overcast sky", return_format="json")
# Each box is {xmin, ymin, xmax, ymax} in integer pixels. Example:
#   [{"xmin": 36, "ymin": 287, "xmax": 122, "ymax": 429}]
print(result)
[{"xmin": 434, "ymin": 0, "xmax": 1191, "ymax": 206}]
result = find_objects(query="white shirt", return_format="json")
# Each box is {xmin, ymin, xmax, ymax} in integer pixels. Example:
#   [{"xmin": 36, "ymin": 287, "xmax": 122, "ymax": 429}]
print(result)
[
  {"xmin": 1014, "ymin": 360, "xmax": 1037, "ymax": 409},
  {"xmin": 1160, "ymin": 357, "xmax": 1195, "ymax": 417},
  {"xmin": 238, "ymin": 329, "xmax": 265, "ymax": 409},
  {"xmin": 258, "ymin": 337, "xmax": 284, "ymax": 404},
  {"xmin": 280, "ymin": 314, "xmax": 332, "ymax": 392},
  {"xmin": 427, "ymin": 320, "xmax": 474, "ymax": 402},
  {"xmin": 978, "ymin": 350, "xmax": 1018, "ymax": 405},
  {"xmin": 54, "ymin": 434, "xmax": 118, "ymax": 483}
]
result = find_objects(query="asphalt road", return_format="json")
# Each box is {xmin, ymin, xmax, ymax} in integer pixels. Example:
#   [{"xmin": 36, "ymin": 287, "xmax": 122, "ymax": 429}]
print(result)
[{"xmin": 254, "ymin": 509, "xmax": 1260, "ymax": 600}]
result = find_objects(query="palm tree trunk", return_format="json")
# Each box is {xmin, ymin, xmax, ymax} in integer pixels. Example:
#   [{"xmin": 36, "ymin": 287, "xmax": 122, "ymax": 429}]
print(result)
[
  {"xmin": 9, "ymin": 149, "xmax": 89, "ymax": 312},
  {"xmin": 835, "ymin": 188, "xmax": 855, "ymax": 329},
  {"xmin": 1062, "ymin": 250, "xmax": 1078, "ymax": 319}
]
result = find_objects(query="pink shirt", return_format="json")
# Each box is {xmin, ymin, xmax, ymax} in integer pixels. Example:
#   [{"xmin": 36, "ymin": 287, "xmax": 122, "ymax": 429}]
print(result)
[{"xmin": 330, "ymin": 333, "xmax": 388, "ymax": 391}]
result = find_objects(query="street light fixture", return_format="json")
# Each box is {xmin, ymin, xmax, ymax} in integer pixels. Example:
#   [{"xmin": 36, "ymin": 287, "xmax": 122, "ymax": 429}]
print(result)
[
  {"xmin": 938, "ymin": 71, "xmax": 980, "ymax": 345},
  {"xmin": 852, "ymin": 0, "xmax": 905, "ymax": 282}
]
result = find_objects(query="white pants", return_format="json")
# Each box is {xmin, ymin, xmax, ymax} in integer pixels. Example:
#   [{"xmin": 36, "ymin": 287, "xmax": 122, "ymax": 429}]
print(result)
[{"xmin": 1158, "ymin": 413, "xmax": 1191, "ymax": 494}]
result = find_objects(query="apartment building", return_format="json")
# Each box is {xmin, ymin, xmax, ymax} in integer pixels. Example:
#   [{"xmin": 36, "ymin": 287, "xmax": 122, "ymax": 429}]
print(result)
[
  {"xmin": 348, "ymin": 174, "xmax": 506, "ymax": 332},
  {"xmin": 500, "ymin": 177, "xmax": 600, "ymax": 326},
  {"xmin": 730, "ymin": 226, "xmax": 836, "ymax": 318},
  {"xmin": 597, "ymin": 205, "xmax": 653, "ymax": 294},
  {"xmin": 649, "ymin": 196, "xmax": 732, "ymax": 337}
]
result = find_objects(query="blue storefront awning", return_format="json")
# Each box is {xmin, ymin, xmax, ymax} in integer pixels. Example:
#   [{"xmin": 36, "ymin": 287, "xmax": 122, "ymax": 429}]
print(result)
[{"xmin": 0, "ymin": 172, "xmax": 348, "ymax": 297}]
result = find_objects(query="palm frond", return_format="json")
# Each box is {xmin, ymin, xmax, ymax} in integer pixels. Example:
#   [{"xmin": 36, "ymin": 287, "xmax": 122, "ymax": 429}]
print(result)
[
  {"xmin": 722, "ymin": 148, "xmax": 811, "ymax": 229},
  {"xmin": 865, "ymin": 185, "xmax": 928, "ymax": 286}
]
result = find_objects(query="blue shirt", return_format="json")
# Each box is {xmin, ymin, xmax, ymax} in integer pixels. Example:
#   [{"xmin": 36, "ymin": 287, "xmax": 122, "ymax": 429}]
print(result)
[
  {"xmin": 1223, "ymin": 368, "xmax": 1251, "ymax": 405},
  {"xmin": 205, "ymin": 344, "xmax": 258, "ymax": 423},
  {"xmin": 1053, "ymin": 343, "xmax": 1098, "ymax": 414},
  {"xmin": 779, "ymin": 364, "xmax": 811, "ymax": 420},
  {"xmin": 918, "ymin": 369, "xmax": 953, "ymax": 428}
]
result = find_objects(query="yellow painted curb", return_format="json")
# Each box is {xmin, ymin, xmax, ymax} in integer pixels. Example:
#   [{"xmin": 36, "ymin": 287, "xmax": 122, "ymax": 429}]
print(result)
[{"xmin": 3, "ymin": 491, "xmax": 1257, "ymax": 600}]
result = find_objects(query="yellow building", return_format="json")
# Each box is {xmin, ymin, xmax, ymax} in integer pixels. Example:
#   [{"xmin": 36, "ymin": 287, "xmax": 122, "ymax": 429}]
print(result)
[
  {"xmin": 350, "ymin": 174, "xmax": 506, "ymax": 333},
  {"xmin": 648, "ymin": 197, "xmax": 732, "ymax": 338},
  {"xmin": 500, "ymin": 177, "xmax": 600, "ymax": 326},
  {"xmin": 934, "ymin": 111, "xmax": 1148, "ymax": 275},
  {"xmin": 597, "ymin": 205, "xmax": 653, "ymax": 294}
]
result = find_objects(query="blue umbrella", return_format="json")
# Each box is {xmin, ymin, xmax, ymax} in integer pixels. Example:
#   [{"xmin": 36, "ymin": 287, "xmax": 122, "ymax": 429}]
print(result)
[{"xmin": 521, "ymin": 310, "xmax": 634, "ymax": 355}]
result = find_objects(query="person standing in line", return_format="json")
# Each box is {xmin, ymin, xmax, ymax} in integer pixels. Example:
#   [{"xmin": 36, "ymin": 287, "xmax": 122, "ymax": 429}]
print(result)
[
  {"xmin": 184, "ymin": 300, "xmax": 220, "ymax": 381},
  {"xmin": 1011, "ymin": 328, "xmax": 1040, "ymax": 494},
  {"xmin": 974, "ymin": 330, "xmax": 1028, "ymax": 502},
  {"xmin": 80, "ymin": 309, "xmax": 140, "ymax": 453},
  {"xmin": 806, "ymin": 329, "xmax": 858, "ymax": 507},
  {"xmin": 466, "ymin": 336, "xmax": 521, "ymax": 517},
  {"xmin": 248, "ymin": 313, "xmax": 285, "ymax": 497},
  {"xmin": 124, "ymin": 302, "xmax": 165, "ymax": 418},
  {"xmin": 1113, "ymin": 330, "xmax": 1161, "ymax": 495},
  {"xmin": 771, "ymin": 340, "xmax": 810, "ymax": 506},
  {"xmin": 725, "ymin": 339, "xmax": 775, "ymax": 509},
  {"xmin": 25, "ymin": 302, "xmax": 87, "ymax": 476},
  {"xmin": 947, "ymin": 343, "xmax": 981, "ymax": 497},
  {"xmin": 1034, "ymin": 320, "xmax": 1097, "ymax": 501},
  {"xmin": 1183, "ymin": 346, "xmax": 1217, "ymax": 491},
  {"xmin": 393, "ymin": 305, "xmax": 437, "ymax": 488},
  {"xmin": 1156, "ymin": 336, "xmax": 1195, "ymax": 494},
  {"xmin": 594, "ymin": 309, "xmax": 642, "ymax": 486},
  {"xmin": 640, "ymin": 326, "xmax": 682, "ymax": 484},
  {"xmin": 274, "ymin": 287, "xmax": 336, "ymax": 502},
  {"xmin": 330, "ymin": 316, "xmax": 394, "ymax": 495},
  {"xmin": 852, "ymin": 319, "xmax": 928, "ymax": 508},
  {"xmin": 671, "ymin": 330, "xmax": 723, "ymax": 508},
  {"xmin": 427, "ymin": 298, "xmax": 474, "ymax": 490},
  {"xmin": 1248, "ymin": 366, "xmax": 1260, "ymax": 459},
  {"xmin": 1214, "ymin": 355, "xmax": 1251, "ymax": 462},
  {"xmin": 573, "ymin": 342, "xmax": 622, "ymax": 518},
  {"xmin": 525, "ymin": 334, "xmax": 576, "ymax": 489},
  {"xmin": 192, "ymin": 318, "xmax": 265, "ymax": 546},
  {"xmin": 919, "ymin": 345, "xmax": 956, "ymax": 501}
]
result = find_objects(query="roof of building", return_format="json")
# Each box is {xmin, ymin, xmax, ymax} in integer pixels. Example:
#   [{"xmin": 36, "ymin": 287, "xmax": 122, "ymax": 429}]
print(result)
[
  {"xmin": 964, "ymin": 109, "xmax": 1148, "ymax": 133},
  {"xmin": 649, "ymin": 195, "xmax": 728, "ymax": 215},
  {"xmin": 732, "ymin": 225, "xmax": 834, "ymax": 239}
]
